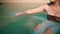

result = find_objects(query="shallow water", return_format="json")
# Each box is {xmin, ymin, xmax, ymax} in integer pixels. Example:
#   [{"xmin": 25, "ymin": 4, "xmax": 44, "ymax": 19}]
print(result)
[{"xmin": 0, "ymin": 2, "xmax": 46, "ymax": 34}]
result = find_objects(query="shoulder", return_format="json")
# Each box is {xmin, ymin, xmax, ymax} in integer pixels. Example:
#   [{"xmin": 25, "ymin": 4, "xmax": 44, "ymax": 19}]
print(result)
[{"xmin": 39, "ymin": 4, "xmax": 49, "ymax": 9}]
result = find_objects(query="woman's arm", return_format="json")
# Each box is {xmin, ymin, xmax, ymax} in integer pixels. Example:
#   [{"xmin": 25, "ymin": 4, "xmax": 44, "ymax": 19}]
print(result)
[{"xmin": 15, "ymin": 5, "xmax": 46, "ymax": 16}]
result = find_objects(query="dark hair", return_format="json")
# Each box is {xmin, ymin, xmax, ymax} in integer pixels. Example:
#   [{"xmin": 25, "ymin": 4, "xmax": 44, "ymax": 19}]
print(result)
[
  {"xmin": 48, "ymin": 1, "xmax": 55, "ymax": 5},
  {"xmin": 0, "ymin": 2, "xmax": 3, "ymax": 5}
]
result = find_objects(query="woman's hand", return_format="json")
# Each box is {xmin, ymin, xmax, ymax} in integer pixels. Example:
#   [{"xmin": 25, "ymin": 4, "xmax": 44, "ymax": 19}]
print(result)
[{"xmin": 15, "ymin": 12, "xmax": 23, "ymax": 16}]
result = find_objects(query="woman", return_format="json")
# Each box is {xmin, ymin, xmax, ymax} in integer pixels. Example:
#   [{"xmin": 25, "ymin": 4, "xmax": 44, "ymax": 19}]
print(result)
[{"xmin": 15, "ymin": 0, "xmax": 60, "ymax": 34}]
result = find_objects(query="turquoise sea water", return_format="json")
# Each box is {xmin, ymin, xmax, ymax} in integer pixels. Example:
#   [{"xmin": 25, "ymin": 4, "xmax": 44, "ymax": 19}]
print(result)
[{"xmin": 0, "ymin": 3, "xmax": 46, "ymax": 34}]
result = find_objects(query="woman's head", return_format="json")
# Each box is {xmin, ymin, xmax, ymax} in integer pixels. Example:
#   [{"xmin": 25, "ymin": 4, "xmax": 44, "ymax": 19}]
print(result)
[
  {"xmin": 49, "ymin": 0, "xmax": 60, "ymax": 5},
  {"xmin": 49, "ymin": 0, "xmax": 56, "ymax": 5},
  {"xmin": 50, "ymin": 0, "xmax": 60, "ymax": 2},
  {"xmin": 49, "ymin": 0, "xmax": 59, "ymax": 5},
  {"xmin": 50, "ymin": 0, "xmax": 57, "ymax": 2}
]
